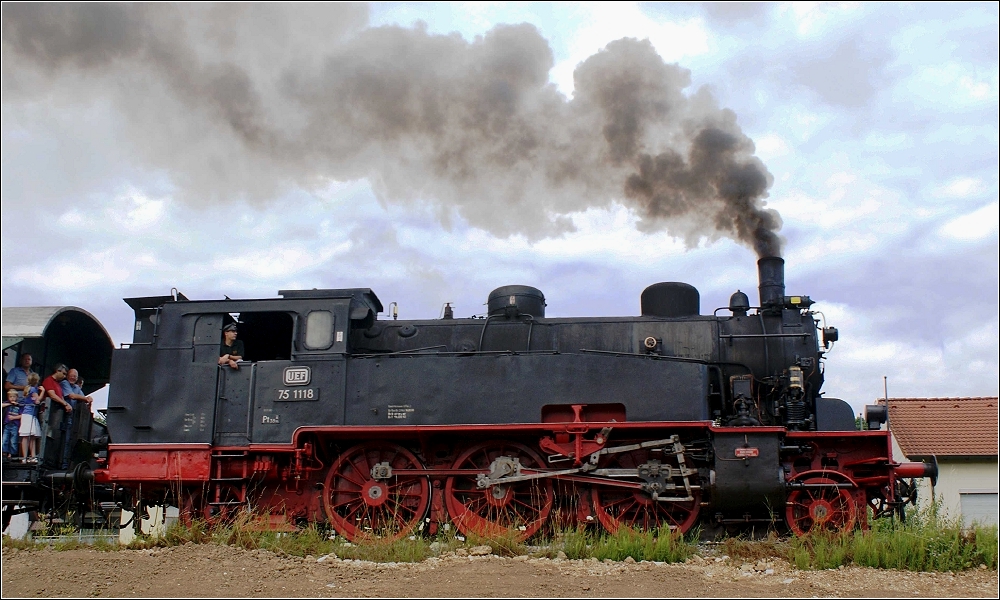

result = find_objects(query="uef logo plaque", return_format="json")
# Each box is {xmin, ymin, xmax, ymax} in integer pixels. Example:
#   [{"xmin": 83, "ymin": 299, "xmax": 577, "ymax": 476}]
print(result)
[{"xmin": 283, "ymin": 366, "xmax": 311, "ymax": 386}]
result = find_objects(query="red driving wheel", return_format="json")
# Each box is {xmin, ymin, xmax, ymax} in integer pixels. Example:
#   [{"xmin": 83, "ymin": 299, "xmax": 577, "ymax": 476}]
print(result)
[
  {"xmin": 323, "ymin": 443, "xmax": 430, "ymax": 541},
  {"xmin": 785, "ymin": 475, "xmax": 858, "ymax": 535},
  {"xmin": 590, "ymin": 448, "xmax": 701, "ymax": 534},
  {"xmin": 445, "ymin": 441, "xmax": 554, "ymax": 541}
]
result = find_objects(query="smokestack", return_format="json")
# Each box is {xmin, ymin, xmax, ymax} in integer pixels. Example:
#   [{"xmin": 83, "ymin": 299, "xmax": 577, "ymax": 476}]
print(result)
[{"xmin": 757, "ymin": 257, "xmax": 784, "ymax": 308}]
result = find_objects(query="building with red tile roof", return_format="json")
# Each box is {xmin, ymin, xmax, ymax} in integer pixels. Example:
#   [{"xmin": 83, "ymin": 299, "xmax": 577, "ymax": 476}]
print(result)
[
  {"xmin": 887, "ymin": 397, "xmax": 998, "ymax": 457},
  {"xmin": 884, "ymin": 397, "xmax": 998, "ymax": 528}
]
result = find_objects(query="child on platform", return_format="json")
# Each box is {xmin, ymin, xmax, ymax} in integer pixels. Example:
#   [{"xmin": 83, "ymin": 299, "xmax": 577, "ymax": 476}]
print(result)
[
  {"xmin": 19, "ymin": 373, "xmax": 43, "ymax": 462},
  {"xmin": 2, "ymin": 389, "xmax": 22, "ymax": 458}
]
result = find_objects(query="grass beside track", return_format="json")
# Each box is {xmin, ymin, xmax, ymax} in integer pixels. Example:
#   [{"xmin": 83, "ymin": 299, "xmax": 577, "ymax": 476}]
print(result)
[
  {"xmin": 722, "ymin": 506, "xmax": 998, "ymax": 572},
  {"xmin": 4, "ymin": 507, "xmax": 996, "ymax": 572}
]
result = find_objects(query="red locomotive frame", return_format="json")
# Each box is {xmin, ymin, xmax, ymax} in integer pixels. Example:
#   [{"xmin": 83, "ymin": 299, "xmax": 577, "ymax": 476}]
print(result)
[{"xmin": 96, "ymin": 416, "xmax": 932, "ymax": 539}]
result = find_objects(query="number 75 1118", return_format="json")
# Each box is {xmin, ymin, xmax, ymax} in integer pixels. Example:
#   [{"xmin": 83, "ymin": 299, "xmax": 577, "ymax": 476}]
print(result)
[{"xmin": 277, "ymin": 388, "xmax": 315, "ymax": 400}]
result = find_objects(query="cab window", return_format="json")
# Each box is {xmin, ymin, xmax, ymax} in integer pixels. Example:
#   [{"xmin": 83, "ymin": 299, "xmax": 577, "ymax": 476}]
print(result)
[
  {"xmin": 304, "ymin": 311, "xmax": 334, "ymax": 350},
  {"xmin": 238, "ymin": 311, "xmax": 294, "ymax": 361}
]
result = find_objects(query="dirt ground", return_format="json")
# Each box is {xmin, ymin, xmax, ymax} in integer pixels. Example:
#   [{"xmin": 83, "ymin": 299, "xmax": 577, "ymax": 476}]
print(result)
[{"xmin": 2, "ymin": 544, "xmax": 997, "ymax": 598}]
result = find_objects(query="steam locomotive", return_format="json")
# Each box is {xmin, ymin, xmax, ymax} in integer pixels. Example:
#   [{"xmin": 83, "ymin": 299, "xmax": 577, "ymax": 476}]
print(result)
[{"xmin": 3, "ymin": 256, "xmax": 936, "ymax": 539}]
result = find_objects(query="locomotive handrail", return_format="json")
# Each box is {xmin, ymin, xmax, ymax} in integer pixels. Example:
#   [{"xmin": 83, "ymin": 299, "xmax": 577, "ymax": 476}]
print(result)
[
  {"xmin": 353, "ymin": 348, "xmax": 562, "ymax": 358},
  {"xmin": 579, "ymin": 349, "xmax": 708, "ymax": 362},
  {"xmin": 353, "ymin": 345, "xmax": 449, "ymax": 357},
  {"xmin": 711, "ymin": 306, "xmax": 762, "ymax": 316},
  {"xmin": 448, "ymin": 349, "xmax": 558, "ymax": 356},
  {"xmin": 578, "ymin": 349, "xmax": 752, "ymax": 372},
  {"xmin": 720, "ymin": 333, "xmax": 812, "ymax": 339}
]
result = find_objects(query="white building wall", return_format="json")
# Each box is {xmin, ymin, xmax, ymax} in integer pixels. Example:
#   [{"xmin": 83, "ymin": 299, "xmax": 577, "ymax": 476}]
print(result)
[{"xmin": 890, "ymin": 432, "xmax": 998, "ymax": 526}]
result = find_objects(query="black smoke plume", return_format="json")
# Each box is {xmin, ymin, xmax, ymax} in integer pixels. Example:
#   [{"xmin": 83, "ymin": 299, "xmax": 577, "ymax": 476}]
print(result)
[{"xmin": 2, "ymin": 4, "xmax": 782, "ymax": 256}]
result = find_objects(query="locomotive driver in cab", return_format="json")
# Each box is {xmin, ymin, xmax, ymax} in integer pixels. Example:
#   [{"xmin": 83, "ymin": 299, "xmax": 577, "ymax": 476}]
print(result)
[{"xmin": 219, "ymin": 323, "xmax": 244, "ymax": 370}]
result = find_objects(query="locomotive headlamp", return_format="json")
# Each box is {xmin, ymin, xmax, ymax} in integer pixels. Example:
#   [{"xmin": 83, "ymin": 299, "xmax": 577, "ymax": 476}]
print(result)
[
  {"xmin": 822, "ymin": 326, "xmax": 839, "ymax": 348},
  {"xmin": 864, "ymin": 404, "xmax": 887, "ymax": 430}
]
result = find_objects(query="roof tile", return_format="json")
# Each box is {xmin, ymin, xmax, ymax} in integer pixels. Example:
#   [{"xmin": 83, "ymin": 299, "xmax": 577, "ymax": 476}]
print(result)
[{"xmin": 886, "ymin": 397, "xmax": 998, "ymax": 457}]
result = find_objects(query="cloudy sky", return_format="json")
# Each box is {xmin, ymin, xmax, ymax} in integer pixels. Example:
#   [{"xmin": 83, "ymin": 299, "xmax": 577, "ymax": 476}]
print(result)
[{"xmin": 2, "ymin": 3, "xmax": 997, "ymax": 415}]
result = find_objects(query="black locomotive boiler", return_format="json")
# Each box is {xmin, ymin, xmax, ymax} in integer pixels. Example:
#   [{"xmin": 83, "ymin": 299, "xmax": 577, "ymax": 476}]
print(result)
[{"xmin": 94, "ymin": 256, "xmax": 935, "ymax": 539}]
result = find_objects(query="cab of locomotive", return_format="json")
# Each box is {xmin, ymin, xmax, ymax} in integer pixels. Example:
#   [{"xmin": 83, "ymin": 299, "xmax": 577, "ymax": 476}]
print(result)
[{"xmin": 106, "ymin": 288, "xmax": 382, "ymax": 446}]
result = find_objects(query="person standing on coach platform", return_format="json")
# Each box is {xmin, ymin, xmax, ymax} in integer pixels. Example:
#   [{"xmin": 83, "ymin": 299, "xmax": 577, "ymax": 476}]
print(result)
[
  {"xmin": 41, "ymin": 364, "xmax": 70, "ymax": 461},
  {"xmin": 58, "ymin": 368, "xmax": 92, "ymax": 469},
  {"xmin": 3, "ymin": 353, "xmax": 33, "ymax": 451},
  {"xmin": 5, "ymin": 353, "xmax": 34, "ymax": 392},
  {"xmin": 42, "ymin": 365, "xmax": 71, "ymax": 417},
  {"xmin": 219, "ymin": 323, "xmax": 244, "ymax": 370}
]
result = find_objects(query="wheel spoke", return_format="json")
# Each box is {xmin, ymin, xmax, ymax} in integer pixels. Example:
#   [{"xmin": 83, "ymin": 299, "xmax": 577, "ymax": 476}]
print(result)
[
  {"xmin": 363, "ymin": 451, "xmax": 379, "ymax": 474},
  {"xmin": 335, "ymin": 466, "xmax": 368, "ymax": 488},
  {"xmin": 330, "ymin": 497, "xmax": 359, "ymax": 511},
  {"xmin": 511, "ymin": 498, "xmax": 537, "ymax": 513},
  {"xmin": 602, "ymin": 495, "xmax": 634, "ymax": 510}
]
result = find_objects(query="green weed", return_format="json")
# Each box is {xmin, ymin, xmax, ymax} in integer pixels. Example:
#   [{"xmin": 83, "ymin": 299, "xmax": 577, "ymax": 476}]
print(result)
[
  {"xmin": 1, "ymin": 536, "xmax": 37, "ymax": 550},
  {"xmin": 465, "ymin": 528, "xmax": 529, "ymax": 558},
  {"xmin": 332, "ymin": 536, "xmax": 435, "ymax": 562},
  {"xmin": 553, "ymin": 527, "xmax": 593, "ymax": 560},
  {"xmin": 592, "ymin": 526, "xmax": 695, "ymax": 562},
  {"xmin": 790, "ymin": 532, "xmax": 851, "ymax": 570},
  {"xmin": 537, "ymin": 525, "xmax": 696, "ymax": 563},
  {"xmin": 789, "ymin": 504, "xmax": 998, "ymax": 572}
]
